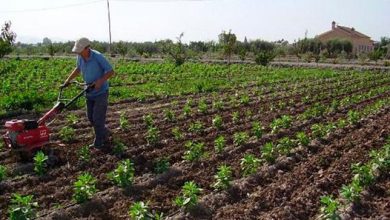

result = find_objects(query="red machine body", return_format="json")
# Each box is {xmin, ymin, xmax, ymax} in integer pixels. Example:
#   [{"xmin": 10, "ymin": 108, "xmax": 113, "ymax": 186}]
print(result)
[{"xmin": 3, "ymin": 119, "xmax": 50, "ymax": 152}]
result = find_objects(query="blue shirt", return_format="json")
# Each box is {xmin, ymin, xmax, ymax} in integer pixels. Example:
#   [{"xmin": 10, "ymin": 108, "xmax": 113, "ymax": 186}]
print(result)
[{"xmin": 76, "ymin": 49, "xmax": 113, "ymax": 99}]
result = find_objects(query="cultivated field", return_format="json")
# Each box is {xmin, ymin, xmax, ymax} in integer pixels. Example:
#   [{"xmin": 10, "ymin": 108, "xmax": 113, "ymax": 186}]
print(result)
[{"xmin": 0, "ymin": 59, "xmax": 389, "ymax": 219}]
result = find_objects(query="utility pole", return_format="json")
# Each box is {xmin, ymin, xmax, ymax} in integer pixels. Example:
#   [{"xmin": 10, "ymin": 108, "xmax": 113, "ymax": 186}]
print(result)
[{"xmin": 107, "ymin": 0, "xmax": 112, "ymax": 54}]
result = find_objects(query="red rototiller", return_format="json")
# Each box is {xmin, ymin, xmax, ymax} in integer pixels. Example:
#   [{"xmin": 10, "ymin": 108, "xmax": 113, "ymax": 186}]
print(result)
[{"xmin": 2, "ymin": 82, "xmax": 92, "ymax": 161}]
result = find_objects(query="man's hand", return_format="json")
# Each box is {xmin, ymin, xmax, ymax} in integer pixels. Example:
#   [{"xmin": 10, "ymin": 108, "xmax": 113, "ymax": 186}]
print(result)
[{"xmin": 93, "ymin": 78, "xmax": 105, "ymax": 91}]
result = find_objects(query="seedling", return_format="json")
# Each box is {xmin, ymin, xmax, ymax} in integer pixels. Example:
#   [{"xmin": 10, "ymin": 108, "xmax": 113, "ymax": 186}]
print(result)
[
  {"xmin": 311, "ymin": 123, "xmax": 327, "ymax": 139},
  {"xmin": 33, "ymin": 151, "xmax": 48, "ymax": 176},
  {"xmin": 276, "ymin": 137, "xmax": 295, "ymax": 155},
  {"xmin": 66, "ymin": 113, "xmax": 79, "ymax": 125},
  {"xmin": 240, "ymin": 154, "xmax": 261, "ymax": 176},
  {"xmin": 129, "ymin": 201, "xmax": 149, "ymax": 220},
  {"xmin": 183, "ymin": 141, "xmax": 206, "ymax": 162},
  {"xmin": 113, "ymin": 139, "xmax": 127, "ymax": 155},
  {"xmin": 214, "ymin": 135, "xmax": 226, "ymax": 153},
  {"xmin": 351, "ymin": 163, "xmax": 375, "ymax": 186},
  {"xmin": 319, "ymin": 195, "xmax": 340, "ymax": 220},
  {"xmin": 212, "ymin": 99, "xmax": 224, "ymax": 111},
  {"xmin": 198, "ymin": 99, "xmax": 208, "ymax": 114},
  {"xmin": 340, "ymin": 181, "xmax": 362, "ymax": 203},
  {"xmin": 174, "ymin": 181, "xmax": 202, "ymax": 209},
  {"xmin": 295, "ymin": 131, "xmax": 310, "ymax": 147},
  {"xmin": 188, "ymin": 121, "xmax": 204, "ymax": 134},
  {"xmin": 239, "ymin": 93, "xmax": 250, "ymax": 105},
  {"xmin": 73, "ymin": 173, "xmax": 97, "ymax": 203},
  {"xmin": 212, "ymin": 165, "xmax": 232, "ymax": 190},
  {"xmin": 233, "ymin": 132, "xmax": 249, "ymax": 146},
  {"xmin": 172, "ymin": 127, "xmax": 184, "ymax": 141},
  {"xmin": 8, "ymin": 194, "xmax": 38, "ymax": 220},
  {"xmin": 108, "ymin": 159, "xmax": 135, "ymax": 188},
  {"xmin": 164, "ymin": 109, "xmax": 176, "ymax": 122},
  {"xmin": 146, "ymin": 126, "xmax": 160, "ymax": 145},
  {"xmin": 78, "ymin": 146, "xmax": 91, "ymax": 163},
  {"xmin": 270, "ymin": 115, "xmax": 292, "ymax": 133},
  {"xmin": 261, "ymin": 142, "xmax": 277, "ymax": 164},
  {"xmin": 212, "ymin": 115, "xmax": 223, "ymax": 130},
  {"xmin": 119, "ymin": 112, "xmax": 130, "ymax": 130},
  {"xmin": 143, "ymin": 114, "xmax": 155, "ymax": 128},
  {"xmin": 59, "ymin": 126, "xmax": 75, "ymax": 142},
  {"xmin": 347, "ymin": 110, "xmax": 360, "ymax": 125},
  {"xmin": 232, "ymin": 111, "xmax": 239, "ymax": 124},
  {"xmin": 252, "ymin": 122, "xmax": 263, "ymax": 139},
  {"xmin": 183, "ymin": 103, "xmax": 192, "ymax": 117},
  {"xmin": 0, "ymin": 165, "xmax": 7, "ymax": 182},
  {"xmin": 154, "ymin": 157, "xmax": 170, "ymax": 174}
]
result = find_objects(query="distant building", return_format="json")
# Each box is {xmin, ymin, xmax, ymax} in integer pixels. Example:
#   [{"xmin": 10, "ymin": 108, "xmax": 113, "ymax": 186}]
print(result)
[{"xmin": 316, "ymin": 21, "xmax": 374, "ymax": 55}]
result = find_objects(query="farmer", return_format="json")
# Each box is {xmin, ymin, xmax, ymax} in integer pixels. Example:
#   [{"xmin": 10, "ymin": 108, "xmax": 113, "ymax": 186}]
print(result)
[{"xmin": 61, "ymin": 37, "xmax": 114, "ymax": 149}]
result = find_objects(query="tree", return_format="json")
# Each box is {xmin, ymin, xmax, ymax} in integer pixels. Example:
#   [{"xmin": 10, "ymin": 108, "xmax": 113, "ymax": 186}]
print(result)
[
  {"xmin": 218, "ymin": 30, "xmax": 237, "ymax": 64},
  {"xmin": 114, "ymin": 41, "xmax": 128, "ymax": 58},
  {"xmin": 161, "ymin": 33, "xmax": 188, "ymax": 66},
  {"xmin": 0, "ymin": 21, "xmax": 16, "ymax": 58}
]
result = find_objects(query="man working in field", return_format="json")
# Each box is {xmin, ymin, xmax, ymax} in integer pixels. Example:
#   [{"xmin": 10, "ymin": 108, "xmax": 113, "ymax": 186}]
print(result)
[{"xmin": 61, "ymin": 37, "xmax": 115, "ymax": 149}]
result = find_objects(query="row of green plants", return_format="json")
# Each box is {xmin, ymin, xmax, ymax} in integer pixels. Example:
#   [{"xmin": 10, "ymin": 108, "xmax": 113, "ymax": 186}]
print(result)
[{"xmin": 319, "ymin": 137, "xmax": 390, "ymax": 219}]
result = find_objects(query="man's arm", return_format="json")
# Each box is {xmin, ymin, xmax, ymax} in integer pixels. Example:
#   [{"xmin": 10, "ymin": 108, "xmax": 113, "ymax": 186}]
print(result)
[
  {"xmin": 62, "ymin": 67, "xmax": 81, "ymax": 86},
  {"xmin": 94, "ymin": 70, "xmax": 115, "ymax": 90}
]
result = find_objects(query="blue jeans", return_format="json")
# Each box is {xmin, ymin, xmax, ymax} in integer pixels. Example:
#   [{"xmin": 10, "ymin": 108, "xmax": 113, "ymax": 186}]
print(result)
[{"xmin": 86, "ymin": 91, "xmax": 109, "ymax": 146}]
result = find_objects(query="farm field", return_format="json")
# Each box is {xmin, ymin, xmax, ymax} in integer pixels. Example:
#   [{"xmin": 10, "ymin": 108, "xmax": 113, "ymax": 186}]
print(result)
[{"xmin": 0, "ymin": 58, "xmax": 390, "ymax": 219}]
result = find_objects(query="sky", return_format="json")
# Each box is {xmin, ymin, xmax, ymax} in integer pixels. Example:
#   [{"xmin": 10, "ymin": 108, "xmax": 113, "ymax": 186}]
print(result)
[{"xmin": 1, "ymin": 0, "xmax": 389, "ymax": 44}]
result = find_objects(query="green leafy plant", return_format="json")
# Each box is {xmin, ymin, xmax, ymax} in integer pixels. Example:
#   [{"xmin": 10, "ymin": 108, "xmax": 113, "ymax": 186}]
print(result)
[
  {"xmin": 213, "ymin": 165, "xmax": 233, "ymax": 190},
  {"xmin": 73, "ymin": 173, "xmax": 97, "ymax": 204},
  {"xmin": 164, "ymin": 109, "xmax": 176, "ymax": 122},
  {"xmin": 239, "ymin": 93, "xmax": 250, "ymax": 105},
  {"xmin": 33, "ymin": 151, "xmax": 48, "ymax": 176},
  {"xmin": 183, "ymin": 103, "xmax": 192, "ymax": 117},
  {"xmin": 183, "ymin": 141, "xmax": 206, "ymax": 162},
  {"xmin": 276, "ymin": 137, "xmax": 295, "ymax": 155},
  {"xmin": 119, "ymin": 112, "xmax": 130, "ymax": 130},
  {"xmin": 212, "ymin": 99, "xmax": 224, "ymax": 111},
  {"xmin": 66, "ymin": 113, "xmax": 79, "ymax": 125},
  {"xmin": 154, "ymin": 157, "xmax": 170, "ymax": 174},
  {"xmin": 319, "ymin": 195, "xmax": 340, "ymax": 220},
  {"xmin": 340, "ymin": 181, "xmax": 362, "ymax": 203},
  {"xmin": 8, "ymin": 194, "xmax": 38, "ymax": 220},
  {"xmin": 270, "ymin": 115, "xmax": 292, "ymax": 133},
  {"xmin": 108, "ymin": 159, "xmax": 135, "ymax": 188},
  {"xmin": 188, "ymin": 121, "xmax": 204, "ymax": 134},
  {"xmin": 347, "ymin": 110, "xmax": 360, "ymax": 125},
  {"xmin": 232, "ymin": 111, "xmax": 239, "ymax": 124},
  {"xmin": 59, "ymin": 126, "xmax": 75, "ymax": 142},
  {"xmin": 172, "ymin": 127, "xmax": 184, "ymax": 141},
  {"xmin": 261, "ymin": 142, "xmax": 277, "ymax": 164},
  {"xmin": 143, "ymin": 114, "xmax": 155, "ymax": 128},
  {"xmin": 174, "ymin": 181, "xmax": 202, "ymax": 209},
  {"xmin": 295, "ymin": 131, "xmax": 310, "ymax": 147},
  {"xmin": 351, "ymin": 163, "xmax": 375, "ymax": 186},
  {"xmin": 129, "ymin": 201, "xmax": 149, "ymax": 220},
  {"xmin": 197, "ymin": 99, "xmax": 208, "ymax": 114},
  {"xmin": 78, "ymin": 145, "xmax": 91, "ymax": 163},
  {"xmin": 233, "ymin": 132, "xmax": 249, "ymax": 146},
  {"xmin": 113, "ymin": 139, "xmax": 127, "ymax": 155},
  {"xmin": 212, "ymin": 115, "xmax": 223, "ymax": 130},
  {"xmin": 146, "ymin": 126, "xmax": 160, "ymax": 145},
  {"xmin": 240, "ymin": 154, "xmax": 261, "ymax": 176},
  {"xmin": 252, "ymin": 122, "xmax": 263, "ymax": 139},
  {"xmin": 214, "ymin": 135, "xmax": 226, "ymax": 153},
  {"xmin": 311, "ymin": 123, "xmax": 327, "ymax": 139},
  {"xmin": 0, "ymin": 165, "xmax": 7, "ymax": 182}
]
